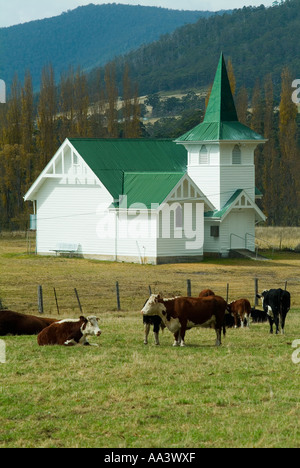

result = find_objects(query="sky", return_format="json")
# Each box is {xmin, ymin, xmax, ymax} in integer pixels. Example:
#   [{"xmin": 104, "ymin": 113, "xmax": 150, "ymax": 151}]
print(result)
[{"xmin": 0, "ymin": 0, "xmax": 275, "ymax": 28}]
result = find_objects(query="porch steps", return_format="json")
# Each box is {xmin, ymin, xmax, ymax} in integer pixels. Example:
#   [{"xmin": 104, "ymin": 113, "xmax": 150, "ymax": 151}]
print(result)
[{"xmin": 229, "ymin": 249, "xmax": 270, "ymax": 261}]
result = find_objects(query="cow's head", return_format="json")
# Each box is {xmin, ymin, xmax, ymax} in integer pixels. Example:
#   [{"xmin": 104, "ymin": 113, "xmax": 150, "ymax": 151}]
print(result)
[
  {"xmin": 256, "ymin": 289, "xmax": 268, "ymax": 303},
  {"xmin": 80, "ymin": 316, "xmax": 102, "ymax": 336},
  {"xmin": 141, "ymin": 294, "xmax": 166, "ymax": 317}
]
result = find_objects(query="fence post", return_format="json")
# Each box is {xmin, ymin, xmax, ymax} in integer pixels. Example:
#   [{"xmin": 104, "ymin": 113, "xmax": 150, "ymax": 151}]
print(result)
[
  {"xmin": 254, "ymin": 278, "xmax": 259, "ymax": 307},
  {"xmin": 116, "ymin": 281, "xmax": 121, "ymax": 311},
  {"xmin": 148, "ymin": 285, "xmax": 152, "ymax": 296},
  {"xmin": 38, "ymin": 285, "xmax": 44, "ymax": 314},
  {"xmin": 53, "ymin": 288, "xmax": 60, "ymax": 315},
  {"xmin": 226, "ymin": 283, "xmax": 229, "ymax": 302},
  {"xmin": 74, "ymin": 288, "xmax": 83, "ymax": 314},
  {"xmin": 187, "ymin": 279, "xmax": 191, "ymax": 297}
]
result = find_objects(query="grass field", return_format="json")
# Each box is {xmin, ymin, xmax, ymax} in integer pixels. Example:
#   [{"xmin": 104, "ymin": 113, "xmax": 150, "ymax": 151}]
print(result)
[{"xmin": 0, "ymin": 235, "xmax": 300, "ymax": 448}]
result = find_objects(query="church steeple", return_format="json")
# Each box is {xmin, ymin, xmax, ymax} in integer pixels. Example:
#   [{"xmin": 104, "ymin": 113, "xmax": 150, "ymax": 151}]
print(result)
[
  {"xmin": 204, "ymin": 52, "xmax": 238, "ymax": 123},
  {"xmin": 176, "ymin": 53, "xmax": 265, "ymax": 143}
]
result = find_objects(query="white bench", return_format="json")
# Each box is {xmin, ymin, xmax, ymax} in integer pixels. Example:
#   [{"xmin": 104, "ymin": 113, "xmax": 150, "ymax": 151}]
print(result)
[{"xmin": 51, "ymin": 243, "xmax": 79, "ymax": 257}]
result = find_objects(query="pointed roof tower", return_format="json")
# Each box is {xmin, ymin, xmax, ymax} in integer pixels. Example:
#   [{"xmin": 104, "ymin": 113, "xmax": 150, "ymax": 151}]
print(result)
[{"xmin": 176, "ymin": 53, "xmax": 266, "ymax": 142}]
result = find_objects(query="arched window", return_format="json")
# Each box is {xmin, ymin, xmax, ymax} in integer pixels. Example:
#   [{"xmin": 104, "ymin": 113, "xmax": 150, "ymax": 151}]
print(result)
[
  {"xmin": 199, "ymin": 145, "xmax": 209, "ymax": 164},
  {"xmin": 175, "ymin": 205, "xmax": 183, "ymax": 229},
  {"xmin": 232, "ymin": 145, "xmax": 241, "ymax": 164}
]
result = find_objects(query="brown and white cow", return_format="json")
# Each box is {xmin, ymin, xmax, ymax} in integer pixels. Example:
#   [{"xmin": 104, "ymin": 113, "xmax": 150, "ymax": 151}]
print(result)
[
  {"xmin": 37, "ymin": 316, "xmax": 101, "ymax": 346},
  {"xmin": 0, "ymin": 309, "xmax": 57, "ymax": 336},
  {"xmin": 142, "ymin": 294, "xmax": 227, "ymax": 347},
  {"xmin": 227, "ymin": 299, "xmax": 251, "ymax": 328},
  {"xmin": 199, "ymin": 289, "xmax": 215, "ymax": 298}
]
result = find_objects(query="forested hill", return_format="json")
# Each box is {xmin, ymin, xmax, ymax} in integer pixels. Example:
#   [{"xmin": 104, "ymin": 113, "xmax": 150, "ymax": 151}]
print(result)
[
  {"xmin": 0, "ymin": 3, "xmax": 223, "ymax": 90},
  {"xmin": 108, "ymin": 0, "xmax": 300, "ymax": 97}
]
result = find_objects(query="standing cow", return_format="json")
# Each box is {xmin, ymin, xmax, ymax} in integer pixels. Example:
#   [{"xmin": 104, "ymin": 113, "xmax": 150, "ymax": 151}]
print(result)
[
  {"xmin": 142, "ymin": 294, "xmax": 227, "ymax": 347},
  {"xmin": 256, "ymin": 288, "xmax": 290, "ymax": 334},
  {"xmin": 227, "ymin": 299, "xmax": 251, "ymax": 328}
]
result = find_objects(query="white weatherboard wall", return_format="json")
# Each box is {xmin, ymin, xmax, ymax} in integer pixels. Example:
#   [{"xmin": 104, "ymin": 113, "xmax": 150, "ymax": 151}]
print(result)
[
  {"xmin": 115, "ymin": 210, "xmax": 157, "ymax": 263},
  {"xmin": 187, "ymin": 142, "xmax": 257, "ymax": 211},
  {"xmin": 36, "ymin": 178, "xmax": 115, "ymax": 258},
  {"xmin": 187, "ymin": 143, "xmax": 221, "ymax": 210},
  {"xmin": 32, "ymin": 141, "xmax": 116, "ymax": 258},
  {"xmin": 204, "ymin": 210, "xmax": 255, "ymax": 256}
]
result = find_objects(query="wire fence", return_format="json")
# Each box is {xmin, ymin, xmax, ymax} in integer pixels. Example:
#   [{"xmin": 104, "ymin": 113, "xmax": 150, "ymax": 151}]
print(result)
[{"xmin": 1, "ymin": 275, "xmax": 296, "ymax": 318}]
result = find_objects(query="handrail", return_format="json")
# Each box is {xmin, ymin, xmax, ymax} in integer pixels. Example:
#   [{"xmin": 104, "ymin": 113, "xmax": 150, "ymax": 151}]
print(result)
[{"xmin": 245, "ymin": 232, "xmax": 274, "ymax": 258}]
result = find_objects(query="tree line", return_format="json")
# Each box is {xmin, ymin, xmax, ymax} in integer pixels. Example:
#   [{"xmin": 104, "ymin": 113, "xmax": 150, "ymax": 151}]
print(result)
[
  {"xmin": 0, "ymin": 63, "xmax": 141, "ymax": 230},
  {"xmin": 0, "ymin": 60, "xmax": 299, "ymax": 231}
]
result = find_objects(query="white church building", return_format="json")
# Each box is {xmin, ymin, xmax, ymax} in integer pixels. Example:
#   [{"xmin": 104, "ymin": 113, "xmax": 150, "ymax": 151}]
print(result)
[{"xmin": 24, "ymin": 54, "xmax": 266, "ymax": 264}]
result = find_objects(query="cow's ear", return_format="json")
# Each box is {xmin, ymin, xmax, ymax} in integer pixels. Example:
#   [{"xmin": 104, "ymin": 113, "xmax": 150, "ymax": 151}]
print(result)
[{"xmin": 80, "ymin": 315, "xmax": 86, "ymax": 322}]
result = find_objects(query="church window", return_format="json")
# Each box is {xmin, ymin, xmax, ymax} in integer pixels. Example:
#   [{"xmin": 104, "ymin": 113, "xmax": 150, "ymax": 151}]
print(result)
[
  {"xmin": 199, "ymin": 145, "xmax": 209, "ymax": 164},
  {"xmin": 175, "ymin": 205, "xmax": 183, "ymax": 229},
  {"xmin": 210, "ymin": 225, "xmax": 219, "ymax": 237},
  {"xmin": 232, "ymin": 145, "xmax": 241, "ymax": 164}
]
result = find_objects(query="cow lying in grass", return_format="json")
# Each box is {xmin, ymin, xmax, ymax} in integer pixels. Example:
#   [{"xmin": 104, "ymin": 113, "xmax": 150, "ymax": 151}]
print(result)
[
  {"xmin": 37, "ymin": 316, "xmax": 101, "ymax": 346},
  {"xmin": 142, "ymin": 294, "xmax": 227, "ymax": 347},
  {"xmin": 0, "ymin": 309, "xmax": 57, "ymax": 336}
]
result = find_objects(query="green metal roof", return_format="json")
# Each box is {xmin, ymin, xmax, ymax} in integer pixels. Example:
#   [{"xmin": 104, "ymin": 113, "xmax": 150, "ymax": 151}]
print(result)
[
  {"xmin": 69, "ymin": 138, "xmax": 187, "ymax": 200},
  {"xmin": 113, "ymin": 172, "xmax": 185, "ymax": 209},
  {"xmin": 204, "ymin": 53, "xmax": 238, "ymax": 123},
  {"xmin": 176, "ymin": 53, "xmax": 265, "ymax": 143},
  {"xmin": 204, "ymin": 189, "xmax": 243, "ymax": 219}
]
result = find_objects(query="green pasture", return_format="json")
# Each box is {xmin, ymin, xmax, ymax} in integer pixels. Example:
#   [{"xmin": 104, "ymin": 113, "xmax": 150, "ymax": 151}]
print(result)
[{"xmin": 0, "ymin": 236, "xmax": 299, "ymax": 448}]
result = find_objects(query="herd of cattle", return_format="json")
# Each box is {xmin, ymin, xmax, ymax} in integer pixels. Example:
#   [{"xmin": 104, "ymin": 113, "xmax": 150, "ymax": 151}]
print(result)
[{"xmin": 0, "ymin": 287, "xmax": 291, "ymax": 347}]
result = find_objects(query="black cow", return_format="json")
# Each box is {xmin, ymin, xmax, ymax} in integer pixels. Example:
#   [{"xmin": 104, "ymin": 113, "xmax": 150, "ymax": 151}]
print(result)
[
  {"xmin": 250, "ymin": 308, "xmax": 268, "ymax": 323},
  {"xmin": 256, "ymin": 288, "xmax": 290, "ymax": 334},
  {"xmin": 143, "ymin": 315, "xmax": 165, "ymax": 345}
]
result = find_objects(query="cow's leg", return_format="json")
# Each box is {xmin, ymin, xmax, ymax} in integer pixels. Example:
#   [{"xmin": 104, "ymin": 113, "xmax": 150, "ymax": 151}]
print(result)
[
  {"xmin": 267, "ymin": 315, "xmax": 273, "ymax": 334},
  {"xmin": 153, "ymin": 322, "xmax": 160, "ymax": 345},
  {"xmin": 234, "ymin": 312, "xmax": 239, "ymax": 328},
  {"xmin": 64, "ymin": 339, "xmax": 77, "ymax": 346},
  {"xmin": 240, "ymin": 312, "xmax": 245, "ymax": 328},
  {"xmin": 246, "ymin": 313, "xmax": 250, "ymax": 328},
  {"xmin": 144, "ymin": 323, "xmax": 150, "ymax": 345},
  {"xmin": 274, "ymin": 316, "xmax": 280, "ymax": 335},
  {"xmin": 215, "ymin": 327, "xmax": 222, "ymax": 346},
  {"xmin": 179, "ymin": 321, "xmax": 187, "ymax": 347},
  {"xmin": 173, "ymin": 330, "xmax": 181, "ymax": 347},
  {"xmin": 280, "ymin": 313, "xmax": 286, "ymax": 334}
]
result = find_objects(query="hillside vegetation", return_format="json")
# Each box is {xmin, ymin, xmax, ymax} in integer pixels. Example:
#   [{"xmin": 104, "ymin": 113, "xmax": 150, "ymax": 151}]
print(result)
[
  {"xmin": 108, "ymin": 0, "xmax": 300, "ymax": 96},
  {"xmin": 0, "ymin": 3, "xmax": 219, "ymax": 91}
]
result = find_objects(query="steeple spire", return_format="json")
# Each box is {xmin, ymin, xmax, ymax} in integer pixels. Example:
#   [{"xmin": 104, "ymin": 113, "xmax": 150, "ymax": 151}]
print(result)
[
  {"xmin": 204, "ymin": 52, "xmax": 238, "ymax": 123},
  {"xmin": 176, "ymin": 53, "xmax": 265, "ymax": 142}
]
